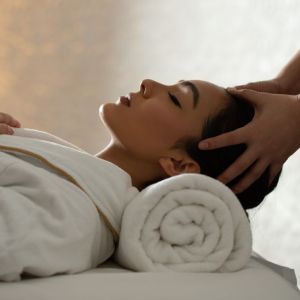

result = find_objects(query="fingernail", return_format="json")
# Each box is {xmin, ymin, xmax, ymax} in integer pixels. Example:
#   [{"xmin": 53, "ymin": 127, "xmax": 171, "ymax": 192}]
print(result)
[
  {"xmin": 8, "ymin": 128, "xmax": 14, "ymax": 135},
  {"xmin": 199, "ymin": 142, "xmax": 209, "ymax": 149}
]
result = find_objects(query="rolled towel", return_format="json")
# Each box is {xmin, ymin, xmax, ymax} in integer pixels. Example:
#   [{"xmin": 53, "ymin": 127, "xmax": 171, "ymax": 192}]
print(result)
[{"xmin": 115, "ymin": 174, "xmax": 252, "ymax": 272}]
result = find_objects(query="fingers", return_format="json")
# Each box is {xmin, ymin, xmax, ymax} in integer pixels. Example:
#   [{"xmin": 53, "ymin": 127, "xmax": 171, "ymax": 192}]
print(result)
[
  {"xmin": 0, "ymin": 124, "xmax": 15, "ymax": 135},
  {"xmin": 199, "ymin": 88, "xmax": 268, "ymax": 151},
  {"xmin": 0, "ymin": 112, "xmax": 21, "ymax": 128},
  {"xmin": 226, "ymin": 88, "xmax": 268, "ymax": 107},
  {"xmin": 198, "ymin": 127, "xmax": 246, "ymax": 150},
  {"xmin": 217, "ymin": 149, "xmax": 257, "ymax": 185},
  {"xmin": 231, "ymin": 159, "xmax": 268, "ymax": 194}
]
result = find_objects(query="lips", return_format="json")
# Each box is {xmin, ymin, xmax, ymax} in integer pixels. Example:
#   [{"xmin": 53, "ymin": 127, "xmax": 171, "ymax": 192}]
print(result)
[{"xmin": 120, "ymin": 95, "xmax": 131, "ymax": 107}]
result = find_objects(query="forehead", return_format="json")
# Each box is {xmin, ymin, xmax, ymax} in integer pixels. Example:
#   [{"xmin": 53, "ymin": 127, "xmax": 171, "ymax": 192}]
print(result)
[
  {"xmin": 191, "ymin": 80, "xmax": 225, "ymax": 97},
  {"xmin": 187, "ymin": 80, "xmax": 229, "ymax": 115}
]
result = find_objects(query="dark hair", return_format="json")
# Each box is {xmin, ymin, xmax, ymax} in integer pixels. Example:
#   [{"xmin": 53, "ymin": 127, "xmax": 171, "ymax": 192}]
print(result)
[{"xmin": 184, "ymin": 93, "xmax": 281, "ymax": 211}]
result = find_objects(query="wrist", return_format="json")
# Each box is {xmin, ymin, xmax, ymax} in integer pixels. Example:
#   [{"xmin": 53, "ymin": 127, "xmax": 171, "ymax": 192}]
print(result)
[
  {"xmin": 274, "ymin": 75, "xmax": 291, "ymax": 94},
  {"xmin": 276, "ymin": 74, "xmax": 300, "ymax": 95}
]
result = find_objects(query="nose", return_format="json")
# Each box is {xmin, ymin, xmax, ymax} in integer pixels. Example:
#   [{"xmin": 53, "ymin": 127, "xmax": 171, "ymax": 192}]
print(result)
[
  {"xmin": 140, "ymin": 79, "xmax": 163, "ymax": 98},
  {"xmin": 140, "ymin": 79, "xmax": 151, "ymax": 98}
]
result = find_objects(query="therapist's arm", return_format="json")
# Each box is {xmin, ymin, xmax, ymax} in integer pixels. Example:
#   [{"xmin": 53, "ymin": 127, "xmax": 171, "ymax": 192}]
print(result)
[
  {"xmin": 230, "ymin": 49, "xmax": 300, "ymax": 95},
  {"xmin": 277, "ymin": 49, "xmax": 300, "ymax": 94},
  {"xmin": 0, "ymin": 112, "xmax": 21, "ymax": 135}
]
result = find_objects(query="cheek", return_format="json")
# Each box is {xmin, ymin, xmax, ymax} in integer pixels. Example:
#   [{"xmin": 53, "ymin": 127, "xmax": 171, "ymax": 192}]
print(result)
[{"xmin": 137, "ymin": 106, "xmax": 187, "ymax": 144}]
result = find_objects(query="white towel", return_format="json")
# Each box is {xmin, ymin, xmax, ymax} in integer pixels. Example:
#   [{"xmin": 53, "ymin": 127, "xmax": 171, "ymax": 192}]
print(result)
[{"xmin": 115, "ymin": 173, "xmax": 252, "ymax": 272}]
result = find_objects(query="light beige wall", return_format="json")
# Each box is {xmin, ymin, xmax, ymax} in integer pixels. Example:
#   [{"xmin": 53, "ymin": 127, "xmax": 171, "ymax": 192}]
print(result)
[{"xmin": 0, "ymin": 0, "xmax": 299, "ymax": 153}]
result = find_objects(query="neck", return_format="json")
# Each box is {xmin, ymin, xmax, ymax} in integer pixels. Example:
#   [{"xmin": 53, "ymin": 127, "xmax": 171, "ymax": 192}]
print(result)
[{"xmin": 95, "ymin": 141, "xmax": 165, "ymax": 190}]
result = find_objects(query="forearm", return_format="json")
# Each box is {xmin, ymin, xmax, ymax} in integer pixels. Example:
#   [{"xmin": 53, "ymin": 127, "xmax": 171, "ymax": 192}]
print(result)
[{"xmin": 276, "ymin": 49, "xmax": 300, "ymax": 94}]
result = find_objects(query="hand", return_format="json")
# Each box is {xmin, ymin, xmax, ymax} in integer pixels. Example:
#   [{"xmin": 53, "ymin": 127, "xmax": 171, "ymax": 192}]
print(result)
[
  {"xmin": 198, "ymin": 89, "xmax": 300, "ymax": 193},
  {"xmin": 0, "ymin": 112, "xmax": 21, "ymax": 135}
]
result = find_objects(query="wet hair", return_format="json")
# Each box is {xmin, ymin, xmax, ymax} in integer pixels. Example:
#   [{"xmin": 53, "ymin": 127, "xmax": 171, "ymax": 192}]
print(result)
[{"xmin": 183, "ymin": 92, "xmax": 281, "ymax": 212}]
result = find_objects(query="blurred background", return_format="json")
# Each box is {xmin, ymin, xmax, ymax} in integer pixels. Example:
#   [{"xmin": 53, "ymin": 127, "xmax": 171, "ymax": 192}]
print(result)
[{"xmin": 0, "ymin": 0, "xmax": 299, "ymax": 286}]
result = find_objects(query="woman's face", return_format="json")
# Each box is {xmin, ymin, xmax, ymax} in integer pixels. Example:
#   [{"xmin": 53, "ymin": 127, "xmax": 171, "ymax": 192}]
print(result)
[{"xmin": 99, "ymin": 79, "xmax": 228, "ymax": 162}]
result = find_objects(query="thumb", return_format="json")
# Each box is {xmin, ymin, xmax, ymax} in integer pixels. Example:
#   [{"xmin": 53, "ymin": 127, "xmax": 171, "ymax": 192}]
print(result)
[
  {"xmin": 226, "ymin": 88, "xmax": 268, "ymax": 106},
  {"xmin": 234, "ymin": 84, "xmax": 253, "ymax": 90},
  {"xmin": 234, "ymin": 81, "xmax": 264, "ymax": 92},
  {"xmin": 234, "ymin": 80, "xmax": 277, "ymax": 93}
]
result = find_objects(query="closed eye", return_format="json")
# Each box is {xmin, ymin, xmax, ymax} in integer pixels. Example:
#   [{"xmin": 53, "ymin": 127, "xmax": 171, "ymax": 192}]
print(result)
[{"xmin": 168, "ymin": 92, "xmax": 182, "ymax": 108}]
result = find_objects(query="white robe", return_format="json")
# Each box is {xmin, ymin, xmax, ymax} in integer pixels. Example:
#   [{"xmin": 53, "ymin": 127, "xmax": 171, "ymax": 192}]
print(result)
[{"xmin": 0, "ymin": 128, "xmax": 138, "ymax": 281}]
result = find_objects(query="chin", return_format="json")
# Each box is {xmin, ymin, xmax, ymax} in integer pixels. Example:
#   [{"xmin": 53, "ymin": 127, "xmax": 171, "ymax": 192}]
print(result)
[
  {"xmin": 99, "ymin": 103, "xmax": 105, "ymax": 119},
  {"xmin": 99, "ymin": 102, "xmax": 119, "ymax": 134},
  {"xmin": 99, "ymin": 103, "xmax": 112, "ymax": 124}
]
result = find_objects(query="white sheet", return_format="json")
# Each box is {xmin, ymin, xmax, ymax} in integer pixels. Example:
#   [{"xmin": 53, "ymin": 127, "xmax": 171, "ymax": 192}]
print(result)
[{"xmin": 0, "ymin": 258, "xmax": 298, "ymax": 300}]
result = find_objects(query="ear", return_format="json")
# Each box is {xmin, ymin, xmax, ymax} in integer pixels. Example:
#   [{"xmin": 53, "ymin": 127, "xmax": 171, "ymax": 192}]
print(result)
[{"xmin": 158, "ymin": 152, "xmax": 200, "ymax": 177}]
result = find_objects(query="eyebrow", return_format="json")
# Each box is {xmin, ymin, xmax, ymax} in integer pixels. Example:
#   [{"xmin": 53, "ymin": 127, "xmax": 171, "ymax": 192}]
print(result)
[{"xmin": 178, "ymin": 80, "xmax": 200, "ymax": 109}]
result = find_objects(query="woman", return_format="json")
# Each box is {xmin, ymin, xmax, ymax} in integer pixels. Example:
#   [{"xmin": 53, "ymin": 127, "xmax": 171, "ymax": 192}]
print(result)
[
  {"xmin": 0, "ymin": 78, "xmax": 285, "ymax": 210},
  {"xmin": 1, "ymin": 77, "xmax": 290, "ymax": 280}
]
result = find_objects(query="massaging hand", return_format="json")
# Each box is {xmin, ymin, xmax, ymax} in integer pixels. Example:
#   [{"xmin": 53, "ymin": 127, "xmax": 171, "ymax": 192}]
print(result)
[
  {"xmin": 0, "ymin": 112, "xmax": 21, "ymax": 135},
  {"xmin": 199, "ymin": 88, "xmax": 300, "ymax": 193}
]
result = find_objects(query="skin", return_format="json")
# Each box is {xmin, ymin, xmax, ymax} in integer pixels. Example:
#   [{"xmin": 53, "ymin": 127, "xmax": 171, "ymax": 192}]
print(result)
[{"xmin": 97, "ymin": 79, "xmax": 229, "ymax": 190}]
